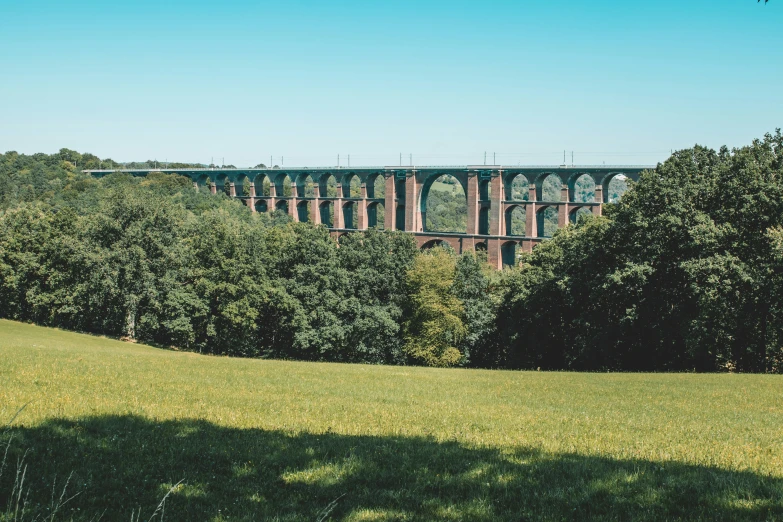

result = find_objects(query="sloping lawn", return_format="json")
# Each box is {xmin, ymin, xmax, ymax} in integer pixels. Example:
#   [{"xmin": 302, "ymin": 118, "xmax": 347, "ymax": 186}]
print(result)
[{"xmin": 1, "ymin": 319, "xmax": 782, "ymax": 521}]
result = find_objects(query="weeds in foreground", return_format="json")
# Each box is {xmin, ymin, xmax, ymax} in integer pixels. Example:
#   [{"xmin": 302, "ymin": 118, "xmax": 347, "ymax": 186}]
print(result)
[{"xmin": 1, "ymin": 405, "xmax": 182, "ymax": 522}]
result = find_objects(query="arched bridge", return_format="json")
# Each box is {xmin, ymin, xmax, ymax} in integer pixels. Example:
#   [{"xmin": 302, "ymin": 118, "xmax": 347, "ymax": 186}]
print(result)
[{"xmin": 84, "ymin": 165, "xmax": 651, "ymax": 268}]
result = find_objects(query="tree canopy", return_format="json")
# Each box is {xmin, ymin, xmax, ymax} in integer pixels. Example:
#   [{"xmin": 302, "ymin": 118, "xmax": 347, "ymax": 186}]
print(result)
[{"xmin": 1, "ymin": 133, "xmax": 782, "ymax": 372}]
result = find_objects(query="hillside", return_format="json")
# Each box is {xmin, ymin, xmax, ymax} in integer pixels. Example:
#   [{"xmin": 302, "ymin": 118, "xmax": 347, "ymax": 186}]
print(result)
[{"xmin": 1, "ymin": 320, "xmax": 782, "ymax": 520}]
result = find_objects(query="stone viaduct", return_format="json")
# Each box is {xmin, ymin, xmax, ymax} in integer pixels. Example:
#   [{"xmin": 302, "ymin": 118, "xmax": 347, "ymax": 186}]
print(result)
[{"xmin": 85, "ymin": 165, "xmax": 650, "ymax": 268}]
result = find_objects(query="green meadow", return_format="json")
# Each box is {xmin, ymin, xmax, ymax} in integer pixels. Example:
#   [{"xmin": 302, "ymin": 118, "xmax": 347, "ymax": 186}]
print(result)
[{"xmin": 1, "ymin": 319, "xmax": 782, "ymax": 521}]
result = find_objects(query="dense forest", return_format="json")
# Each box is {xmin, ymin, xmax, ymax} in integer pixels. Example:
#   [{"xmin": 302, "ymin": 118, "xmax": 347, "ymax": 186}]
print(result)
[{"xmin": 1, "ymin": 132, "xmax": 782, "ymax": 372}]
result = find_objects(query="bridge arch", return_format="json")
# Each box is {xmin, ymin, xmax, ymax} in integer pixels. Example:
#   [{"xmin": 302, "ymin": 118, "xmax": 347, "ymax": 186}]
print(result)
[
  {"xmin": 505, "ymin": 172, "xmax": 531, "ymax": 201},
  {"xmin": 366, "ymin": 173, "xmax": 386, "ymax": 199},
  {"xmin": 535, "ymin": 172, "xmax": 563, "ymax": 202},
  {"xmin": 253, "ymin": 173, "xmax": 272, "ymax": 197},
  {"xmin": 536, "ymin": 204, "xmax": 558, "ymax": 237},
  {"xmin": 296, "ymin": 200, "xmax": 311, "ymax": 222},
  {"xmin": 320, "ymin": 173, "xmax": 338, "ymax": 198},
  {"xmin": 274, "ymin": 173, "xmax": 293, "ymax": 198},
  {"xmin": 394, "ymin": 177, "xmax": 406, "ymax": 231},
  {"xmin": 367, "ymin": 201, "xmax": 385, "ymax": 229},
  {"xmin": 419, "ymin": 238, "xmax": 456, "ymax": 252},
  {"xmin": 319, "ymin": 200, "xmax": 335, "ymax": 227},
  {"xmin": 501, "ymin": 240, "xmax": 520, "ymax": 267},
  {"xmin": 505, "ymin": 204, "xmax": 527, "ymax": 236},
  {"xmin": 600, "ymin": 172, "xmax": 629, "ymax": 203},
  {"xmin": 342, "ymin": 200, "xmax": 357, "ymax": 229},
  {"xmin": 478, "ymin": 177, "xmax": 492, "ymax": 235},
  {"xmin": 295, "ymin": 172, "xmax": 317, "ymax": 198},
  {"xmin": 194, "ymin": 174, "xmax": 213, "ymax": 193},
  {"xmin": 232, "ymin": 173, "xmax": 251, "ymax": 197},
  {"xmin": 569, "ymin": 205, "xmax": 593, "ymax": 224},
  {"xmin": 275, "ymin": 199, "xmax": 289, "ymax": 214},
  {"xmin": 567, "ymin": 173, "xmax": 596, "ymax": 203},
  {"xmin": 340, "ymin": 172, "xmax": 362, "ymax": 198},
  {"xmin": 213, "ymin": 172, "xmax": 231, "ymax": 196},
  {"xmin": 419, "ymin": 172, "xmax": 468, "ymax": 233},
  {"xmin": 254, "ymin": 199, "xmax": 268, "ymax": 213}
]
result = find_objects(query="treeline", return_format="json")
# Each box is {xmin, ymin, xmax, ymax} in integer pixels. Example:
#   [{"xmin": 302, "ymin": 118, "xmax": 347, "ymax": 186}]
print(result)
[
  {"xmin": 499, "ymin": 132, "xmax": 783, "ymax": 372},
  {"xmin": 0, "ymin": 152, "xmax": 501, "ymax": 366},
  {"xmin": 1, "ymin": 133, "xmax": 782, "ymax": 372}
]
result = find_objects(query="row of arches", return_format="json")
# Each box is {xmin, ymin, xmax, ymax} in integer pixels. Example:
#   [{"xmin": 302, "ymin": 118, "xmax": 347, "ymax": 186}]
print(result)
[
  {"xmin": 191, "ymin": 169, "xmax": 626, "ymax": 202},
  {"xmin": 504, "ymin": 205, "xmax": 594, "ymax": 237},
  {"xmin": 189, "ymin": 169, "xmax": 630, "ymax": 238},
  {"xmin": 420, "ymin": 173, "xmax": 623, "ymax": 237},
  {"xmin": 256, "ymin": 199, "xmax": 387, "ymax": 230},
  {"xmin": 504, "ymin": 171, "xmax": 627, "ymax": 203},
  {"xmin": 418, "ymin": 237, "xmax": 532, "ymax": 268},
  {"xmin": 193, "ymin": 172, "xmax": 386, "ymax": 200}
]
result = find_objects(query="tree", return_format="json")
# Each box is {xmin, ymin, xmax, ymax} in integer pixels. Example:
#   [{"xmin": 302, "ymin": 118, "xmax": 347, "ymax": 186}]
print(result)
[
  {"xmin": 452, "ymin": 252, "xmax": 497, "ymax": 367},
  {"xmin": 402, "ymin": 247, "xmax": 466, "ymax": 367},
  {"xmin": 498, "ymin": 130, "xmax": 783, "ymax": 372}
]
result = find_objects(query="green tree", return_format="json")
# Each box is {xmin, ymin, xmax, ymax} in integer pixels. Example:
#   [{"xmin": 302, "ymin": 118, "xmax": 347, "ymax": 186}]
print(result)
[
  {"xmin": 452, "ymin": 252, "xmax": 497, "ymax": 367},
  {"xmin": 499, "ymin": 131, "xmax": 783, "ymax": 372},
  {"xmin": 403, "ymin": 247, "xmax": 466, "ymax": 367}
]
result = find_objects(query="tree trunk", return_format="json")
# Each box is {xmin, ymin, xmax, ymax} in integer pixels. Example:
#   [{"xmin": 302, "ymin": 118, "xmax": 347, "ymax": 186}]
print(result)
[{"xmin": 125, "ymin": 296, "xmax": 138, "ymax": 340}]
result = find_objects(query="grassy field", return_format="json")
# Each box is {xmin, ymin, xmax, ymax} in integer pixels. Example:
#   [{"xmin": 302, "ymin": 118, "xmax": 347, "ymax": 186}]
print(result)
[{"xmin": 1, "ymin": 319, "xmax": 782, "ymax": 521}]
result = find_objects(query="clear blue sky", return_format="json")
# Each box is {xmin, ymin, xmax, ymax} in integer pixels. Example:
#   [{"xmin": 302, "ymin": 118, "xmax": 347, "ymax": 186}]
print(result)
[{"xmin": 1, "ymin": 0, "xmax": 780, "ymax": 167}]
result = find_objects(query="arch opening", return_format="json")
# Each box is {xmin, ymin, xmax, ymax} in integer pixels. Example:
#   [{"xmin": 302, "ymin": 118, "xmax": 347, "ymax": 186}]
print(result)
[
  {"xmin": 320, "ymin": 201, "xmax": 335, "ymax": 227},
  {"xmin": 423, "ymin": 174, "xmax": 467, "ymax": 233},
  {"xmin": 368, "ymin": 202, "xmax": 385, "ymax": 229},
  {"xmin": 479, "ymin": 207, "xmax": 489, "ymax": 235},
  {"xmin": 253, "ymin": 174, "xmax": 272, "ymax": 197},
  {"xmin": 479, "ymin": 179, "xmax": 491, "ymax": 202},
  {"xmin": 234, "ymin": 174, "xmax": 250, "ymax": 197},
  {"xmin": 275, "ymin": 175, "xmax": 293, "ymax": 198},
  {"xmin": 395, "ymin": 179, "xmax": 406, "ymax": 231},
  {"xmin": 501, "ymin": 241, "xmax": 519, "ymax": 268},
  {"xmin": 195, "ymin": 174, "xmax": 213, "ymax": 194},
  {"xmin": 506, "ymin": 173, "xmax": 530, "ymax": 201},
  {"xmin": 505, "ymin": 205, "xmax": 527, "ymax": 236},
  {"xmin": 536, "ymin": 206, "xmax": 559, "ymax": 238},
  {"xmin": 345, "ymin": 174, "xmax": 362, "ymax": 198},
  {"xmin": 215, "ymin": 173, "xmax": 231, "ymax": 197},
  {"xmin": 296, "ymin": 173, "xmax": 316, "ymax": 198},
  {"xmin": 536, "ymin": 173, "xmax": 562, "ymax": 202},
  {"xmin": 255, "ymin": 199, "xmax": 268, "ymax": 213},
  {"xmin": 570, "ymin": 174, "xmax": 595, "ymax": 203},
  {"xmin": 604, "ymin": 174, "xmax": 629, "ymax": 203},
  {"xmin": 342, "ymin": 201, "xmax": 357, "ymax": 229},
  {"xmin": 320, "ymin": 174, "xmax": 338, "ymax": 198},
  {"xmin": 367, "ymin": 174, "xmax": 386, "ymax": 199},
  {"xmin": 275, "ymin": 200, "xmax": 289, "ymax": 214},
  {"xmin": 569, "ymin": 206, "xmax": 593, "ymax": 224},
  {"xmin": 297, "ymin": 200, "xmax": 311, "ymax": 222},
  {"xmin": 420, "ymin": 239, "xmax": 454, "ymax": 252}
]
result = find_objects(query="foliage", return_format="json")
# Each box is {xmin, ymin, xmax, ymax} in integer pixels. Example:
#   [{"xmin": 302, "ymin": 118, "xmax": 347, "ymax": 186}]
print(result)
[
  {"xmin": 0, "ymin": 151, "xmax": 421, "ymax": 365},
  {"xmin": 452, "ymin": 252, "xmax": 498, "ymax": 366},
  {"xmin": 425, "ymin": 178, "xmax": 467, "ymax": 233},
  {"xmin": 499, "ymin": 131, "xmax": 783, "ymax": 372},
  {"xmin": 403, "ymin": 247, "xmax": 466, "ymax": 366},
  {"xmin": 1, "ymin": 131, "xmax": 782, "ymax": 372}
]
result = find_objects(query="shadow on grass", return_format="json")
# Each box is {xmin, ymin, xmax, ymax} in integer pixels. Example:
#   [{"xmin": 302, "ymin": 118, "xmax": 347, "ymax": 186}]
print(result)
[{"xmin": 1, "ymin": 415, "xmax": 782, "ymax": 521}]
